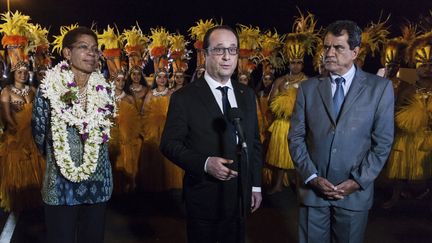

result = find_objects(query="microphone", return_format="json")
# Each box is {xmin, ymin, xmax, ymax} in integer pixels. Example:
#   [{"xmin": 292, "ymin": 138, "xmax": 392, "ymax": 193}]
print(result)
[{"xmin": 228, "ymin": 108, "xmax": 247, "ymax": 149}]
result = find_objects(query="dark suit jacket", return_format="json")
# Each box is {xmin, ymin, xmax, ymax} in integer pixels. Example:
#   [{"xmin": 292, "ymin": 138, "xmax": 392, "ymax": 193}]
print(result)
[
  {"xmin": 160, "ymin": 77, "xmax": 262, "ymax": 219},
  {"xmin": 288, "ymin": 68, "xmax": 394, "ymax": 211}
]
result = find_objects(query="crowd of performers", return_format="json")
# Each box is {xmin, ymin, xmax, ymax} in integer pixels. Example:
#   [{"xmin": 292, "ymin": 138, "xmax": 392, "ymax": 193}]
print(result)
[{"xmin": 0, "ymin": 9, "xmax": 432, "ymax": 214}]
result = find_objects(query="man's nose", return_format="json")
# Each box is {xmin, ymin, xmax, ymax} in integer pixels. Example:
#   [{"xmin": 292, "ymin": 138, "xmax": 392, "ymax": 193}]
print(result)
[{"xmin": 221, "ymin": 50, "xmax": 230, "ymax": 60}]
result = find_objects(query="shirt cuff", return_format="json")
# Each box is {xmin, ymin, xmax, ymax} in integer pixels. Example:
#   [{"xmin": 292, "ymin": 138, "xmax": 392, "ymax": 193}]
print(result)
[
  {"xmin": 252, "ymin": 187, "xmax": 261, "ymax": 192},
  {"xmin": 305, "ymin": 174, "xmax": 317, "ymax": 184},
  {"xmin": 204, "ymin": 157, "xmax": 210, "ymax": 173}
]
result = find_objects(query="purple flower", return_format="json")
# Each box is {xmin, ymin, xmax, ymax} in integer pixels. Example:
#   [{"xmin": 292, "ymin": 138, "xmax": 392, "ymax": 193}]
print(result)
[
  {"xmin": 105, "ymin": 104, "xmax": 114, "ymax": 112},
  {"xmin": 96, "ymin": 85, "xmax": 105, "ymax": 91},
  {"xmin": 81, "ymin": 132, "xmax": 89, "ymax": 141},
  {"xmin": 102, "ymin": 133, "xmax": 109, "ymax": 143},
  {"xmin": 60, "ymin": 63, "xmax": 69, "ymax": 71},
  {"xmin": 106, "ymin": 87, "xmax": 112, "ymax": 94},
  {"xmin": 67, "ymin": 82, "xmax": 77, "ymax": 88},
  {"xmin": 98, "ymin": 107, "xmax": 106, "ymax": 113},
  {"xmin": 83, "ymin": 122, "xmax": 88, "ymax": 129}
]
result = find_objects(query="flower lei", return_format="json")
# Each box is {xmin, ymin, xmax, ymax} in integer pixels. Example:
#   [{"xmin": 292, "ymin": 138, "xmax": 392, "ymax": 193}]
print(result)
[{"xmin": 40, "ymin": 61, "xmax": 116, "ymax": 182}]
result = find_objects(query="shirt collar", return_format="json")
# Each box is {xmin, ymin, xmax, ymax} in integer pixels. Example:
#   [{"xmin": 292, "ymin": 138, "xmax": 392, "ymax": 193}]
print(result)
[
  {"xmin": 330, "ymin": 64, "xmax": 356, "ymax": 83},
  {"xmin": 204, "ymin": 71, "xmax": 233, "ymax": 90}
]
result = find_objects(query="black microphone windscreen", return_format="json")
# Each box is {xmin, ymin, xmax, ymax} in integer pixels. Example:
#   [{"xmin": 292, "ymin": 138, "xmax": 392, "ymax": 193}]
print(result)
[{"xmin": 228, "ymin": 107, "xmax": 243, "ymax": 121}]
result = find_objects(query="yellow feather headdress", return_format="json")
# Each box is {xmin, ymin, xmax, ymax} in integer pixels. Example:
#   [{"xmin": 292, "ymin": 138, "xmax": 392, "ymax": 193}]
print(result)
[
  {"xmin": 237, "ymin": 24, "xmax": 260, "ymax": 75},
  {"xmin": 168, "ymin": 33, "xmax": 190, "ymax": 74},
  {"xmin": 189, "ymin": 19, "xmax": 219, "ymax": 69},
  {"xmin": 98, "ymin": 25, "xmax": 124, "ymax": 79},
  {"xmin": 148, "ymin": 27, "xmax": 171, "ymax": 74},
  {"xmin": 380, "ymin": 23, "xmax": 417, "ymax": 67},
  {"xmin": 313, "ymin": 39, "xmax": 325, "ymax": 72},
  {"xmin": 121, "ymin": 24, "xmax": 148, "ymax": 72},
  {"xmin": 258, "ymin": 30, "xmax": 285, "ymax": 74},
  {"xmin": 52, "ymin": 24, "xmax": 79, "ymax": 55},
  {"xmin": 284, "ymin": 10, "xmax": 320, "ymax": 63},
  {"xmin": 28, "ymin": 23, "xmax": 51, "ymax": 70},
  {"xmin": 189, "ymin": 19, "xmax": 217, "ymax": 49},
  {"xmin": 357, "ymin": 15, "xmax": 390, "ymax": 66},
  {"xmin": 0, "ymin": 11, "xmax": 32, "ymax": 71},
  {"xmin": 408, "ymin": 31, "xmax": 432, "ymax": 68}
]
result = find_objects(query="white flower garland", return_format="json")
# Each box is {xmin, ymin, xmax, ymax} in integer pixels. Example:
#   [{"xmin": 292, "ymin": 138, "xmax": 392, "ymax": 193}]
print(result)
[{"xmin": 40, "ymin": 61, "xmax": 116, "ymax": 182}]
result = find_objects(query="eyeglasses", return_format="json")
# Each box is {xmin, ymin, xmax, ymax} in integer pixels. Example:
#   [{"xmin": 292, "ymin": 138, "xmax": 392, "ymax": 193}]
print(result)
[
  {"xmin": 72, "ymin": 43, "xmax": 100, "ymax": 55},
  {"xmin": 207, "ymin": 47, "xmax": 239, "ymax": 56}
]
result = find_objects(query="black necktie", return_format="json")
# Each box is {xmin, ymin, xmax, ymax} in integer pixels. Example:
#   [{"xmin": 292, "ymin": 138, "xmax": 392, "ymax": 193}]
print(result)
[
  {"xmin": 333, "ymin": 77, "xmax": 345, "ymax": 118},
  {"xmin": 217, "ymin": 86, "xmax": 231, "ymax": 117},
  {"xmin": 217, "ymin": 86, "xmax": 236, "ymax": 143}
]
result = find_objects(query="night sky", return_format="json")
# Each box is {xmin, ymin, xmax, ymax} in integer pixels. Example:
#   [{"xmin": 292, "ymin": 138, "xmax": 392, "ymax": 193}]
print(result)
[{"xmin": 5, "ymin": 0, "xmax": 432, "ymax": 75}]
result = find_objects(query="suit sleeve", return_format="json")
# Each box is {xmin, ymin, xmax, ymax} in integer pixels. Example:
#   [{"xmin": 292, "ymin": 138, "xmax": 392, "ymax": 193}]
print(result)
[
  {"xmin": 350, "ymin": 80, "xmax": 394, "ymax": 189},
  {"xmin": 160, "ymin": 92, "xmax": 208, "ymax": 179},
  {"xmin": 288, "ymin": 85, "xmax": 319, "ymax": 181}
]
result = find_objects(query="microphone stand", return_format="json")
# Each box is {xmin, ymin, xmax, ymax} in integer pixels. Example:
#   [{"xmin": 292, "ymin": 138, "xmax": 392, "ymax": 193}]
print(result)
[{"xmin": 237, "ymin": 136, "xmax": 249, "ymax": 243}]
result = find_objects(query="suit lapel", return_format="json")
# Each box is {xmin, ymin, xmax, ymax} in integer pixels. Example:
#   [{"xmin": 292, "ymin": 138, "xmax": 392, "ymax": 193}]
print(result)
[
  {"xmin": 232, "ymin": 81, "xmax": 248, "ymax": 127},
  {"xmin": 318, "ymin": 75, "xmax": 336, "ymax": 124},
  {"xmin": 232, "ymin": 81, "xmax": 247, "ymax": 112},
  {"xmin": 194, "ymin": 77, "xmax": 223, "ymax": 118},
  {"xmin": 338, "ymin": 69, "xmax": 367, "ymax": 119}
]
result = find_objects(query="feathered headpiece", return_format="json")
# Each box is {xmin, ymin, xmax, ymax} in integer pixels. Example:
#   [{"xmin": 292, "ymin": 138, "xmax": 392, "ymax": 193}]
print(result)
[
  {"xmin": 408, "ymin": 31, "xmax": 432, "ymax": 68},
  {"xmin": 121, "ymin": 24, "xmax": 148, "ymax": 72},
  {"xmin": 98, "ymin": 25, "xmax": 124, "ymax": 79},
  {"xmin": 313, "ymin": 39, "xmax": 325, "ymax": 72},
  {"xmin": 168, "ymin": 33, "xmax": 190, "ymax": 74},
  {"xmin": 148, "ymin": 27, "xmax": 171, "ymax": 74},
  {"xmin": 418, "ymin": 10, "xmax": 432, "ymax": 34},
  {"xmin": 237, "ymin": 25, "xmax": 260, "ymax": 76},
  {"xmin": 283, "ymin": 10, "xmax": 320, "ymax": 63},
  {"xmin": 0, "ymin": 11, "xmax": 32, "ymax": 71},
  {"xmin": 381, "ymin": 24, "xmax": 417, "ymax": 67},
  {"xmin": 189, "ymin": 19, "xmax": 217, "ymax": 69},
  {"xmin": 258, "ymin": 30, "xmax": 284, "ymax": 76},
  {"xmin": 357, "ymin": 15, "xmax": 390, "ymax": 66},
  {"xmin": 28, "ymin": 23, "xmax": 51, "ymax": 71},
  {"xmin": 52, "ymin": 24, "xmax": 79, "ymax": 55}
]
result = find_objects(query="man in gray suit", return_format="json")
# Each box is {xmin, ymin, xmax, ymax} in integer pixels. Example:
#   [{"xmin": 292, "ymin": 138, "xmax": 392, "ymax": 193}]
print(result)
[{"xmin": 288, "ymin": 20, "xmax": 394, "ymax": 243}]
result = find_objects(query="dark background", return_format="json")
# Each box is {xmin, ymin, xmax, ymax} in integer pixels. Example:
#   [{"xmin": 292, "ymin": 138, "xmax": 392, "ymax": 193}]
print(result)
[{"xmin": 5, "ymin": 0, "xmax": 432, "ymax": 76}]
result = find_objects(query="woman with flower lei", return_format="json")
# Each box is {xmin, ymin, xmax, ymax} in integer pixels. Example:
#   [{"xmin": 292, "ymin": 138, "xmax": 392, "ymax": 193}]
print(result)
[
  {"xmin": 109, "ymin": 72, "xmax": 142, "ymax": 194},
  {"xmin": 31, "ymin": 26, "xmax": 115, "ymax": 243},
  {"xmin": 139, "ymin": 71, "xmax": 184, "ymax": 191}
]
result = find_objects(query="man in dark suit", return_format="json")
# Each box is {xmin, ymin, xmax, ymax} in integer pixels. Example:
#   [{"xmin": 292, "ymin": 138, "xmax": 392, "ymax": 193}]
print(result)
[
  {"xmin": 160, "ymin": 25, "xmax": 262, "ymax": 243},
  {"xmin": 288, "ymin": 20, "xmax": 394, "ymax": 243}
]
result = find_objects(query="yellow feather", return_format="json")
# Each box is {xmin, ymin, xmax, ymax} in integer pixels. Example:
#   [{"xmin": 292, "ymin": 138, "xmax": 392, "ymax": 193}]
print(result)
[
  {"xmin": 52, "ymin": 24, "xmax": 79, "ymax": 54},
  {"xmin": 98, "ymin": 25, "xmax": 122, "ymax": 49}
]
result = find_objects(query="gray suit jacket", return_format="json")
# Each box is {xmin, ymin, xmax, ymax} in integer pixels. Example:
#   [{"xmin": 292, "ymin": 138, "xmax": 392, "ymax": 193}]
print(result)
[{"xmin": 288, "ymin": 68, "xmax": 394, "ymax": 211}]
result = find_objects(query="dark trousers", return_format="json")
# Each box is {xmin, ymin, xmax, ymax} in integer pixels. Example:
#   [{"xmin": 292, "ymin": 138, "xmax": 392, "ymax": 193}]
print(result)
[
  {"xmin": 44, "ymin": 202, "xmax": 107, "ymax": 243},
  {"xmin": 187, "ymin": 216, "xmax": 245, "ymax": 243},
  {"xmin": 298, "ymin": 205, "xmax": 369, "ymax": 243}
]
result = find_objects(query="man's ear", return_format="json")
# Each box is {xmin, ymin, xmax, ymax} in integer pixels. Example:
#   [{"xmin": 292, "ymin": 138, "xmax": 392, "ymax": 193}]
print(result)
[
  {"xmin": 62, "ymin": 47, "xmax": 71, "ymax": 61},
  {"xmin": 352, "ymin": 46, "xmax": 360, "ymax": 59}
]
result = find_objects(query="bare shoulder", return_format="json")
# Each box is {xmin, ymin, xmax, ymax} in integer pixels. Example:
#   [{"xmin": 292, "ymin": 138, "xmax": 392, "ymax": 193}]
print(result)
[{"xmin": 0, "ymin": 86, "xmax": 11, "ymax": 101}]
